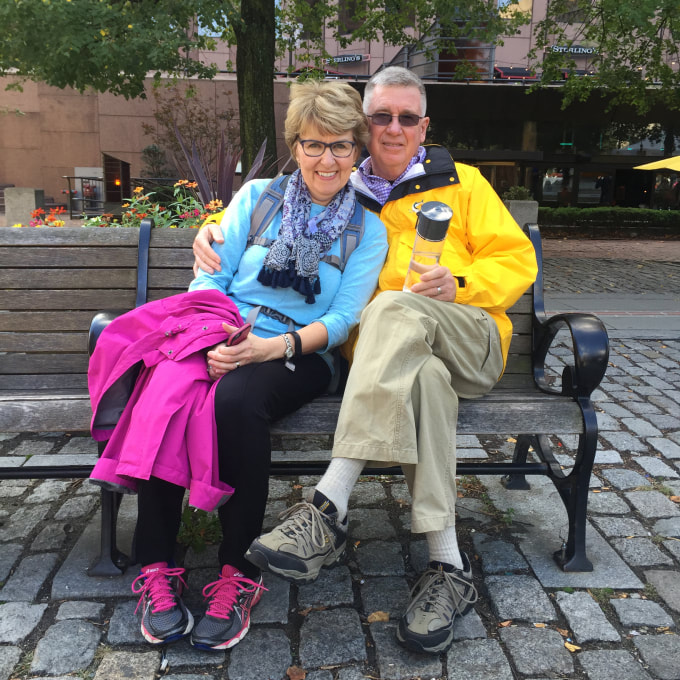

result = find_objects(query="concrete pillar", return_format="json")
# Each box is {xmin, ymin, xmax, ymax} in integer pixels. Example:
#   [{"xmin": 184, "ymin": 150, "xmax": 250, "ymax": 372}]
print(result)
[{"xmin": 5, "ymin": 188, "xmax": 45, "ymax": 226}]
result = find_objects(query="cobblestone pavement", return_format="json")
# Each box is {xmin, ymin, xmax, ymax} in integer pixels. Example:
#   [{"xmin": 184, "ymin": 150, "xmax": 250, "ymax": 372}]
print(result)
[{"xmin": 1, "ymin": 244, "xmax": 679, "ymax": 680}]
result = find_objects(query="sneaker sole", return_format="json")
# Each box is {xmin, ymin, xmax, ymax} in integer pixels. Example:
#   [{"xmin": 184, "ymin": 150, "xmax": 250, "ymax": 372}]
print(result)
[
  {"xmin": 395, "ymin": 600, "xmax": 473, "ymax": 655},
  {"xmin": 141, "ymin": 610, "xmax": 194, "ymax": 645},
  {"xmin": 190, "ymin": 590, "xmax": 263, "ymax": 651},
  {"xmin": 245, "ymin": 543, "xmax": 346, "ymax": 584}
]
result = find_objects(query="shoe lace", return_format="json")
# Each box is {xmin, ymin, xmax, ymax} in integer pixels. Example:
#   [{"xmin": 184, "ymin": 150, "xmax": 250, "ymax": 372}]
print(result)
[
  {"xmin": 131, "ymin": 566, "xmax": 187, "ymax": 615},
  {"xmin": 405, "ymin": 566, "xmax": 478, "ymax": 619},
  {"xmin": 277, "ymin": 501, "xmax": 335, "ymax": 550},
  {"xmin": 202, "ymin": 573, "xmax": 267, "ymax": 620}
]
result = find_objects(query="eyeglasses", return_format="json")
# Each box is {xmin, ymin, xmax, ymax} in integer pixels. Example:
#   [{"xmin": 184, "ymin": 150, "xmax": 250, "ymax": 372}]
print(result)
[
  {"xmin": 368, "ymin": 113, "xmax": 423, "ymax": 127},
  {"xmin": 298, "ymin": 139, "xmax": 356, "ymax": 158}
]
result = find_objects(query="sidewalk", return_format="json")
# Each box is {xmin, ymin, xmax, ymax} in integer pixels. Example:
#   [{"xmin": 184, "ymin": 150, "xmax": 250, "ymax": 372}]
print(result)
[{"xmin": 0, "ymin": 241, "xmax": 679, "ymax": 680}]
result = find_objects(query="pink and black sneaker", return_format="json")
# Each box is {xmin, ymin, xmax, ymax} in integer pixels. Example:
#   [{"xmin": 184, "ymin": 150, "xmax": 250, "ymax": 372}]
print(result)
[
  {"xmin": 190, "ymin": 565, "xmax": 267, "ymax": 650},
  {"xmin": 131, "ymin": 562, "xmax": 194, "ymax": 645}
]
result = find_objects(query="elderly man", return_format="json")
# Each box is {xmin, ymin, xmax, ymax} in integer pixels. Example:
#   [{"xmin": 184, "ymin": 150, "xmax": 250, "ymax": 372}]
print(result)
[{"xmin": 193, "ymin": 66, "xmax": 537, "ymax": 654}]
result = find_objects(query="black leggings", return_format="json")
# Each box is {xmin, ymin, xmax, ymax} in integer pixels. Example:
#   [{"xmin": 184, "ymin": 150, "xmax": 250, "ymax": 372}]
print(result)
[{"xmin": 135, "ymin": 353, "xmax": 331, "ymax": 578}]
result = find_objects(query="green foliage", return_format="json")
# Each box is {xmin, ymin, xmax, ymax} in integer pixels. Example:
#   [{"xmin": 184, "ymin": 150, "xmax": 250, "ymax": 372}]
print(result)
[
  {"xmin": 140, "ymin": 145, "xmax": 175, "ymax": 179},
  {"xmin": 502, "ymin": 186, "xmax": 534, "ymax": 200},
  {"xmin": 177, "ymin": 507, "xmax": 222, "ymax": 553},
  {"xmin": 539, "ymin": 206, "xmax": 680, "ymax": 227},
  {"xmin": 0, "ymin": 0, "xmax": 219, "ymax": 99},
  {"xmin": 278, "ymin": 0, "xmax": 529, "ymax": 73},
  {"xmin": 141, "ymin": 82, "xmax": 239, "ymax": 185},
  {"xmin": 81, "ymin": 181, "xmax": 224, "ymax": 228},
  {"xmin": 529, "ymin": 0, "xmax": 680, "ymax": 113},
  {"xmin": 588, "ymin": 587, "xmax": 615, "ymax": 605}
]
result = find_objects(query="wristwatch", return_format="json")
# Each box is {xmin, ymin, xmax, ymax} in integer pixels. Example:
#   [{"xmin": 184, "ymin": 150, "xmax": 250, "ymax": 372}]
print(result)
[
  {"xmin": 281, "ymin": 334, "xmax": 295, "ymax": 371},
  {"xmin": 282, "ymin": 333, "xmax": 294, "ymax": 360}
]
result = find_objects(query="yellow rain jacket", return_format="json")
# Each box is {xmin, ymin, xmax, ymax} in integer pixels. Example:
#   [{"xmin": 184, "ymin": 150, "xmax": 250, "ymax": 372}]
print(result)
[{"xmin": 353, "ymin": 145, "xmax": 538, "ymax": 370}]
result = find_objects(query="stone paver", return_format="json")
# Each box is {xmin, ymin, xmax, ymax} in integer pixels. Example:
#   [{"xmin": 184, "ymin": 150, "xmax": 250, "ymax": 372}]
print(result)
[
  {"xmin": 0, "ymin": 246, "xmax": 680, "ymax": 679},
  {"xmin": 611, "ymin": 598, "xmax": 676, "ymax": 629}
]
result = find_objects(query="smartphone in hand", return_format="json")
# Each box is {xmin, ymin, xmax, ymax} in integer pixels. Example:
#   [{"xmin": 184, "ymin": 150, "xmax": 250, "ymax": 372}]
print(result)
[{"xmin": 226, "ymin": 323, "xmax": 252, "ymax": 346}]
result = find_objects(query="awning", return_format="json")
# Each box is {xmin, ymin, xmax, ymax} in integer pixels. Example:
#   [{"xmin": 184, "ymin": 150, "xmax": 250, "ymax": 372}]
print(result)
[{"xmin": 634, "ymin": 156, "xmax": 680, "ymax": 172}]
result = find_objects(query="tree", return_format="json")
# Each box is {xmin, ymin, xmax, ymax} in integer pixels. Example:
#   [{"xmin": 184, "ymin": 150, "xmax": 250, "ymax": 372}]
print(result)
[
  {"xmin": 530, "ymin": 0, "xmax": 680, "ymax": 115},
  {"xmin": 1, "ymin": 0, "xmax": 530, "ymax": 176}
]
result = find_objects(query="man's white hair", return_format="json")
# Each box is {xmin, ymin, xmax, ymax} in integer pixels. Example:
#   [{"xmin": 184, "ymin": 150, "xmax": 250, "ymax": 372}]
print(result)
[{"xmin": 363, "ymin": 66, "xmax": 427, "ymax": 116}]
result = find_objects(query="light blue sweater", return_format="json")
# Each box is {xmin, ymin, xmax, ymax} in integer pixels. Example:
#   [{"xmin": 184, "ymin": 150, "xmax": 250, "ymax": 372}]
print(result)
[{"xmin": 189, "ymin": 179, "xmax": 388, "ymax": 356}]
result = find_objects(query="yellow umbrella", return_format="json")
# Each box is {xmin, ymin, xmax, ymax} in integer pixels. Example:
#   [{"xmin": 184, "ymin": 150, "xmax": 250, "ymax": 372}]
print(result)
[{"xmin": 634, "ymin": 155, "xmax": 680, "ymax": 172}]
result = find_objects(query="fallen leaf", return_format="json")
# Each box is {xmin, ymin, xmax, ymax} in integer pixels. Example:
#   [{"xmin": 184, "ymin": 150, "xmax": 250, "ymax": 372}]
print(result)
[
  {"xmin": 287, "ymin": 666, "xmax": 307, "ymax": 680},
  {"xmin": 564, "ymin": 642, "xmax": 581, "ymax": 652},
  {"xmin": 506, "ymin": 437, "xmax": 517, "ymax": 443},
  {"xmin": 533, "ymin": 622, "xmax": 546, "ymax": 628},
  {"xmin": 556, "ymin": 628, "xmax": 569, "ymax": 637},
  {"xmin": 299, "ymin": 607, "xmax": 313, "ymax": 616},
  {"xmin": 367, "ymin": 611, "xmax": 390, "ymax": 623},
  {"xmin": 670, "ymin": 496, "xmax": 680, "ymax": 503},
  {"xmin": 499, "ymin": 620, "xmax": 512, "ymax": 627}
]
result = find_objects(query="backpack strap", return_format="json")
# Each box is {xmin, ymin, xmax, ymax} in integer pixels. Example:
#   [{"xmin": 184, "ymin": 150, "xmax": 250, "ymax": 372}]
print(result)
[
  {"xmin": 319, "ymin": 202, "xmax": 365, "ymax": 272},
  {"xmin": 249, "ymin": 175, "xmax": 365, "ymax": 272},
  {"xmin": 247, "ymin": 175, "xmax": 290, "ymax": 248}
]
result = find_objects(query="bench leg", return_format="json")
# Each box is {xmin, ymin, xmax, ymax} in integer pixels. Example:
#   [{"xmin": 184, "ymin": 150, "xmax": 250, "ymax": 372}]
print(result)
[
  {"xmin": 501, "ymin": 434, "xmax": 532, "ymax": 490},
  {"xmin": 87, "ymin": 488, "xmax": 130, "ymax": 577},
  {"xmin": 550, "ymin": 405, "xmax": 597, "ymax": 572}
]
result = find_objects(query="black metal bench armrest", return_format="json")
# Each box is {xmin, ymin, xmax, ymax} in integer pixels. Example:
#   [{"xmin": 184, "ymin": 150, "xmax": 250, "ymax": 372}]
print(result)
[
  {"xmin": 533, "ymin": 312, "xmax": 609, "ymax": 399},
  {"xmin": 88, "ymin": 311, "xmax": 125, "ymax": 356}
]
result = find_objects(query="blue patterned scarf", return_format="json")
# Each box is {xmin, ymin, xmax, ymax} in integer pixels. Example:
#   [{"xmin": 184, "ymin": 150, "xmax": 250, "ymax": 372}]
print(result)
[{"xmin": 257, "ymin": 170, "xmax": 356, "ymax": 304}]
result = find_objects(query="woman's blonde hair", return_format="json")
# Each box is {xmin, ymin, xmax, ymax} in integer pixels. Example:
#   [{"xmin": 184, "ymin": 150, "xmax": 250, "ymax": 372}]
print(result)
[{"xmin": 284, "ymin": 80, "xmax": 369, "ymax": 155}]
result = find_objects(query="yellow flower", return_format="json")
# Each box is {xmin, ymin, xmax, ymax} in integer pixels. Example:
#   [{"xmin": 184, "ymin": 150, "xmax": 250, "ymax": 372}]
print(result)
[
  {"xmin": 11, "ymin": 223, "xmax": 24, "ymax": 228},
  {"xmin": 133, "ymin": 186, "xmax": 145, "ymax": 194},
  {"xmin": 52, "ymin": 220, "xmax": 65, "ymax": 227}
]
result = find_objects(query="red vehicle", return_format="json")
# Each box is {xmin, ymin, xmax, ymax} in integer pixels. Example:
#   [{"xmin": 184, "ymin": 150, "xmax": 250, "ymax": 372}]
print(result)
[{"xmin": 493, "ymin": 66, "xmax": 537, "ymax": 81}]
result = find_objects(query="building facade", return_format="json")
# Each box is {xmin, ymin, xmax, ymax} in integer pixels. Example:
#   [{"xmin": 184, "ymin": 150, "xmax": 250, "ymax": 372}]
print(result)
[{"xmin": 1, "ymin": 0, "xmax": 677, "ymax": 211}]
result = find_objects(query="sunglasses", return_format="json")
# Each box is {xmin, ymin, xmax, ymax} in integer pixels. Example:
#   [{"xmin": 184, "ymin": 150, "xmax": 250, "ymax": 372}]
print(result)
[
  {"xmin": 368, "ymin": 113, "xmax": 424, "ymax": 127},
  {"xmin": 298, "ymin": 139, "xmax": 356, "ymax": 158}
]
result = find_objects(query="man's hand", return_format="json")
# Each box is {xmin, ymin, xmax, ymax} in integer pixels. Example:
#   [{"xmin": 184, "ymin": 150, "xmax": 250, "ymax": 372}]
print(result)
[
  {"xmin": 193, "ymin": 223, "xmax": 224, "ymax": 276},
  {"xmin": 410, "ymin": 263, "xmax": 457, "ymax": 302}
]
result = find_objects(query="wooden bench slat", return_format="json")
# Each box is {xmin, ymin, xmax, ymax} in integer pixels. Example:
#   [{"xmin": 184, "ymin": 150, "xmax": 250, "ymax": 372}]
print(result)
[
  {"xmin": 0, "ymin": 354, "xmax": 88, "ymax": 374},
  {"xmin": 0, "ymin": 391, "xmax": 583, "ymax": 436},
  {"xmin": 0, "ymin": 247, "xmax": 140, "ymax": 268},
  {"xmin": 4, "ymin": 290, "xmax": 138, "ymax": 310},
  {"xmin": 0, "ymin": 311, "xmax": 97, "ymax": 332}
]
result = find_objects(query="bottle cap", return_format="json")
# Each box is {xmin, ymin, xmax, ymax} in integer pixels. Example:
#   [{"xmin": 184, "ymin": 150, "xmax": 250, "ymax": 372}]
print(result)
[{"xmin": 415, "ymin": 201, "xmax": 453, "ymax": 241}]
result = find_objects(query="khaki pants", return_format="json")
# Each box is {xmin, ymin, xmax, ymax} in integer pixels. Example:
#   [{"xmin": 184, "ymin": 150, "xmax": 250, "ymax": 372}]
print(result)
[{"xmin": 333, "ymin": 291, "xmax": 503, "ymax": 533}]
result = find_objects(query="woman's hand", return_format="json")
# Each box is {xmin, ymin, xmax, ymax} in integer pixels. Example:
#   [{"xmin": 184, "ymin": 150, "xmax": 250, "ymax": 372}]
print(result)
[
  {"xmin": 409, "ymin": 262, "xmax": 457, "ymax": 302},
  {"xmin": 206, "ymin": 323, "xmax": 287, "ymax": 379},
  {"xmin": 193, "ymin": 223, "xmax": 224, "ymax": 276}
]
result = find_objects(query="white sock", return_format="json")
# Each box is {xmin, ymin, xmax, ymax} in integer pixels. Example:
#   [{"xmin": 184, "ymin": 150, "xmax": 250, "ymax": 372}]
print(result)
[
  {"xmin": 426, "ymin": 526, "xmax": 464, "ymax": 570},
  {"xmin": 315, "ymin": 457, "xmax": 365, "ymax": 521}
]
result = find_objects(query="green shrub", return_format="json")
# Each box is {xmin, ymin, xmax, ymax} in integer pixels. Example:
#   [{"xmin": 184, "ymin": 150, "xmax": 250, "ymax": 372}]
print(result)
[
  {"xmin": 538, "ymin": 206, "xmax": 680, "ymax": 228},
  {"xmin": 502, "ymin": 186, "xmax": 533, "ymax": 201}
]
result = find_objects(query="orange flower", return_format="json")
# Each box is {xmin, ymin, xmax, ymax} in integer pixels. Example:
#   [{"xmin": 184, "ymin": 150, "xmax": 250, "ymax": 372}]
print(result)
[{"xmin": 133, "ymin": 186, "xmax": 145, "ymax": 194}]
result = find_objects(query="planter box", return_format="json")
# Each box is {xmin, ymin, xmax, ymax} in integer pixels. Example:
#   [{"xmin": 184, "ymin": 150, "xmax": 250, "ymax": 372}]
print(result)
[{"xmin": 504, "ymin": 199, "xmax": 539, "ymax": 229}]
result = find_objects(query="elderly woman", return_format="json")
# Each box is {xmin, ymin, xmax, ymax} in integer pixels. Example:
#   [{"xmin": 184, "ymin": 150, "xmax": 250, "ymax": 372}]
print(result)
[{"xmin": 88, "ymin": 81, "xmax": 387, "ymax": 650}]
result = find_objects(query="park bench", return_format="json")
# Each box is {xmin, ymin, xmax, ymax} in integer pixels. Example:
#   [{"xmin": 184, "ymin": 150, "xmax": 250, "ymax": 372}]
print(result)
[{"xmin": 0, "ymin": 220, "xmax": 609, "ymax": 577}]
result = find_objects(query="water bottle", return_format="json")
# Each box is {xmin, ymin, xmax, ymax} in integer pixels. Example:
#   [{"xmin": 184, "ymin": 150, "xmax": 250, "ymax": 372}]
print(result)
[{"xmin": 403, "ymin": 201, "xmax": 453, "ymax": 291}]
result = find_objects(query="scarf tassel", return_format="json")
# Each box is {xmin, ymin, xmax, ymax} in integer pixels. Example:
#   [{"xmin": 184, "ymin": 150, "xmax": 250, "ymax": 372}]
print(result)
[{"xmin": 258, "ymin": 263, "xmax": 321, "ymax": 304}]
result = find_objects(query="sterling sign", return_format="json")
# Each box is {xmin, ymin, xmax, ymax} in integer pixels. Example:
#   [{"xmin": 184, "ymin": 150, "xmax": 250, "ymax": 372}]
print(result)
[
  {"xmin": 550, "ymin": 45, "xmax": 598, "ymax": 55},
  {"xmin": 324, "ymin": 54, "xmax": 370, "ymax": 65}
]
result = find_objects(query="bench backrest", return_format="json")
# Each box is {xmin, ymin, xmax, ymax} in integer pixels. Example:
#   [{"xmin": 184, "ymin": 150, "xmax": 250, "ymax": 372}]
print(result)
[
  {"xmin": 0, "ymin": 223, "xmax": 540, "ymax": 395},
  {"xmin": 0, "ymin": 225, "xmax": 195, "ymax": 393}
]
